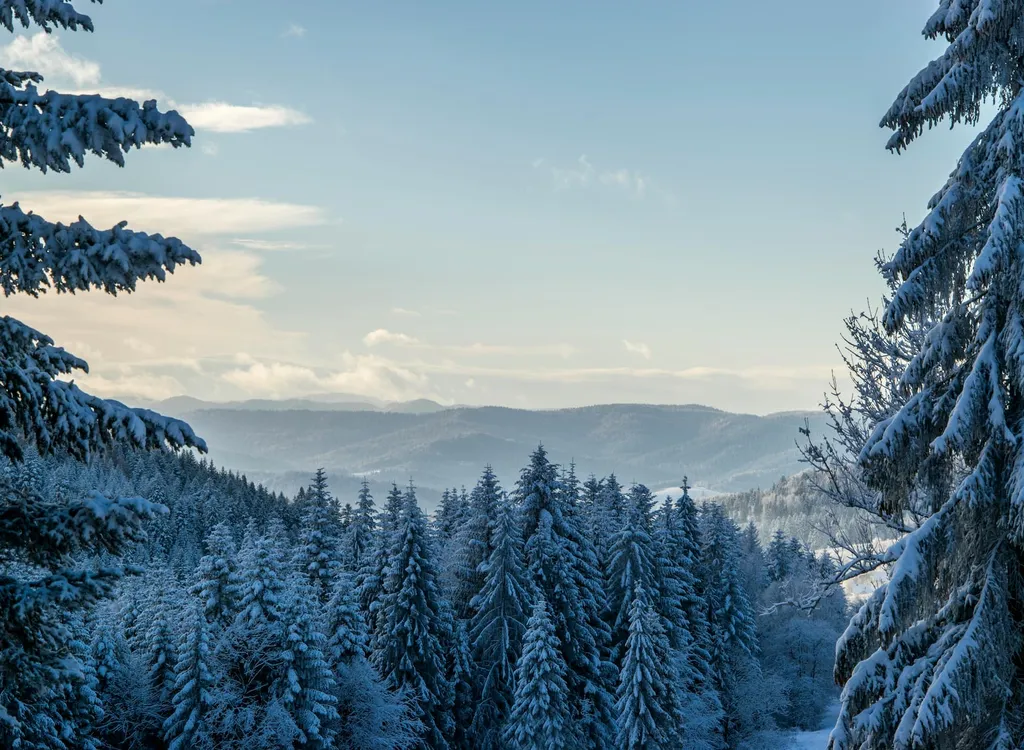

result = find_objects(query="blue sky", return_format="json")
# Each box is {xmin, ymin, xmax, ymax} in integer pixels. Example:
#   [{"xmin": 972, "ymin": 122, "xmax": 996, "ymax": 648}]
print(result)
[{"xmin": 4, "ymin": 0, "xmax": 979, "ymax": 413}]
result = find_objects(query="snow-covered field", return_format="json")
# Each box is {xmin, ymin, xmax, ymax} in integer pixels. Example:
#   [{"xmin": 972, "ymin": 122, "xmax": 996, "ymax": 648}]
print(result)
[{"xmin": 787, "ymin": 703, "xmax": 839, "ymax": 749}]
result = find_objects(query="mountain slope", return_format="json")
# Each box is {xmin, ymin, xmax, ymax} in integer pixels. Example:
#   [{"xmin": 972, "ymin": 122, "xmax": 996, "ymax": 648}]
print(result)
[{"xmin": 168, "ymin": 402, "xmax": 826, "ymax": 499}]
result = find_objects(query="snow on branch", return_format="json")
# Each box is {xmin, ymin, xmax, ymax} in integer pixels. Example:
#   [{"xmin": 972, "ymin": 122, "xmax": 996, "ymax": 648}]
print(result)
[
  {"xmin": 0, "ymin": 0, "xmax": 96, "ymax": 33},
  {"xmin": 0, "ymin": 200, "xmax": 201, "ymax": 296},
  {"xmin": 0, "ymin": 314, "xmax": 206, "ymax": 461},
  {"xmin": 0, "ymin": 70, "xmax": 192, "ymax": 173},
  {"xmin": 0, "ymin": 487, "xmax": 165, "ymax": 567}
]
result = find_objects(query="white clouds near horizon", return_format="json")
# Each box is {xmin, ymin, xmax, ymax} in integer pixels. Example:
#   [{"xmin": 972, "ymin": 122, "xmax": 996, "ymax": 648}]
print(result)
[
  {"xmin": 0, "ymin": 33, "xmax": 311, "ymax": 135},
  {"xmin": 12, "ymin": 191, "xmax": 326, "ymax": 238}
]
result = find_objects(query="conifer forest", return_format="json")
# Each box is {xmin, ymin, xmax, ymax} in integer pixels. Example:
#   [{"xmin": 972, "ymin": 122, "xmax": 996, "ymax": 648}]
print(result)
[{"xmin": 2, "ymin": 1, "xmax": 1024, "ymax": 749}]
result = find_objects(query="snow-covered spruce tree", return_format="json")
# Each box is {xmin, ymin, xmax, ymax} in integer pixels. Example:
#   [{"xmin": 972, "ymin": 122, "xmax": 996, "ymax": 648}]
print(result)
[
  {"xmin": 468, "ymin": 500, "xmax": 533, "ymax": 750},
  {"xmin": 614, "ymin": 587, "xmax": 681, "ymax": 750},
  {"xmin": 294, "ymin": 468, "xmax": 342, "ymax": 602},
  {"xmin": 593, "ymin": 473, "xmax": 625, "ymax": 566},
  {"xmin": 516, "ymin": 445, "xmax": 616, "ymax": 748},
  {"xmin": 503, "ymin": 598, "xmax": 573, "ymax": 750},
  {"xmin": 827, "ymin": 6, "xmax": 1024, "ymax": 749},
  {"xmin": 448, "ymin": 620, "xmax": 475, "ymax": 750},
  {"xmin": 277, "ymin": 593, "xmax": 339, "ymax": 749},
  {"xmin": 162, "ymin": 605, "xmax": 218, "ymax": 750},
  {"xmin": 446, "ymin": 464, "xmax": 502, "ymax": 620},
  {"xmin": 605, "ymin": 483, "xmax": 659, "ymax": 662},
  {"xmin": 434, "ymin": 487, "xmax": 466, "ymax": 543},
  {"xmin": 332, "ymin": 657, "xmax": 421, "ymax": 750},
  {"xmin": 143, "ymin": 569, "xmax": 183, "ymax": 710},
  {"xmin": 345, "ymin": 480, "xmax": 376, "ymax": 572},
  {"xmin": 236, "ymin": 528, "xmax": 287, "ymax": 631},
  {"xmin": 700, "ymin": 502, "xmax": 757, "ymax": 746},
  {"xmin": 191, "ymin": 521, "xmax": 242, "ymax": 628},
  {"xmin": 89, "ymin": 610, "xmax": 126, "ymax": 695},
  {"xmin": 356, "ymin": 482, "xmax": 404, "ymax": 624},
  {"xmin": 375, "ymin": 486, "xmax": 453, "ymax": 749},
  {"xmin": 324, "ymin": 574, "xmax": 368, "ymax": 669},
  {"xmin": 0, "ymin": 3, "xmax": 205, "ymax": 744}
]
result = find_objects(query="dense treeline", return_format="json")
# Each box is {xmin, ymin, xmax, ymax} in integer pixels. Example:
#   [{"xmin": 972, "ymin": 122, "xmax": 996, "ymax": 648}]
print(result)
[{"xmin": 5, "ymin": 444, "xmax": 846, "ymax": 749}]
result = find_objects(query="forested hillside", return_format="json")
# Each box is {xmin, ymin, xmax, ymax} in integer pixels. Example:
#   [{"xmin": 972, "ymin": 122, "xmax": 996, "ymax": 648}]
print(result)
[{"xmin": 10, "ymin": 444, "xmax": 847, "ymax": 749}]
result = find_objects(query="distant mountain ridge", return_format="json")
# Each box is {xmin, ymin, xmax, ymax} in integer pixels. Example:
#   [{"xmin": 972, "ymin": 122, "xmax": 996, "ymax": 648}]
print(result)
[
  {"xmin": 151, "ymin": 395, "xmax": 449, "ymax": 414},
  {"xmin": 158, "ymin": 399, "xmax": 827, "ymax": 507}
]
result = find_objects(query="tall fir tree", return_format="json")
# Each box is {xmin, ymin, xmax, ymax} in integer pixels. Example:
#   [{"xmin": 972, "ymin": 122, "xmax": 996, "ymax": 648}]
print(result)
[
  {"xmin": 162, "ymin": 605, "xmax": 217, "ymax": 750},
  {"xmin": 324, "ymin": 574, "xmax": 368, "ymax": 670},
  {"xmin": 826, "ymin": 3, "xmax": 1024, "ymax": 747},
  {"xmin": 516, "ymin": 445, "xmax": 615, "ymax": 748},
  {"xmin": 447, "ymin": 464, "xmax": 503, "ymax": 619},
  {"xmin": 356, "ymin": 482, "xmax": 404, "ymax": 624},
  {"xmin": 235, "ymin": 529, "xmax": 287, "ymax": 632},
  {"xmin": 293, "ymin": 468, "xmax": 342, "ymax": 602},
  {"xmin": 605, "ymin": 483, "xmax": 659, "ymax": 662},
  {"xmin": 191, "ymin": 521, "xmax": 242, "ymax": 628},
  {"xmin": 614, "ymin": 588, "xmax": 680, "ymax": 750},
  {"xmin": 448, "ymin": 620, "xmax": 475, "ymax": 750},
  {"xmin": 375, "ymin": 486, "xmax": 453, "ymax": 749},
  {"xmin": 144, "ymin": 570, "xmax": 182, "ymax": 710},
  {"xmin": 503, "ymin": 599, "xmax": 572, "ymax": 750},
  {"xmin": 469, "ymin": 501, "xmax": 533, "ymax": 750},
  {"xmin": 700, "ymin": 503, "xmax": 758, "ymax": 746},
  {"xmin": 278, "ymin": 592, "xmax": 339, "ymax": 749},
  {"xmin": 346, "ymin": 480, "xmax": 376, "ymax": 572}
]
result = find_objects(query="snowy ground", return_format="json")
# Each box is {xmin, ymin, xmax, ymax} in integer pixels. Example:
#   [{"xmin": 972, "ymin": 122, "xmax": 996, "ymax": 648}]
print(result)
[{"xmin": 787, "ymin": 703, "xmax": 839, "ymax": 749}]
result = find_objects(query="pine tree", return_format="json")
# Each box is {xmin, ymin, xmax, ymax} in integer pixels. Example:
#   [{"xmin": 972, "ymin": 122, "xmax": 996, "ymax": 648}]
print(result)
[
  {"xmin": 278, "ymin": 594, "xmax": 339, "ymax": 749},
  {"xmin": 469, "ymin": 501, "xmax": 533, "ymax": 750},
  {"xmin": 144, "ymin": 570, "xmax": 182, "ymax": 708},
  {"xmin": 827, "ymin": 6, "xmax": 1024, "ymax": 747},
  {"xmin": 503, "ymin": 599, "xmax": 572, "ymax": 750},
  {"xmin": 162, "ymin": 606, "xmax": 217, "ymax": 750},
  {"xmin": 605, "ymin": 483, "xmax": 659, "ymax": 661},
  {"xmin": 376, "ymin": 486, "xmax": 453, "ymax": 749},
  {"xmin": 346, "ymin": 480, "xmax": 376, "ymax": 572},
  {"xmin": 191, "ymin": 522, "xmax": 242, "ymax": 627},
  {"xmin": 294, "ymin": 468, "xmax": 342, "ymax": 602},
  {"xmin": 593, "ymin": 473, "xmax": 626, "ymax": 564},
  {"xmin": 700, "ymin": 503, "xmax": 757, "ymax": 746},
  {"xmin": 448, "ymin": 621, "xmax": 475, "ymax": 750},
  {"xmin": 356, "ymin": 482, "xmax": 404, "ymax": 623},
  {"xmin": 670, "ymin": 481, "xmax": 716, "ymax": 693},
  {"xmin": 236, "ymin": 530, "xmax": 287, "ymax": 632},
  {"xmin": 615, "ymin": 589, "xmax": 679, "ymax": 750},
  {"xmin": 324, "ymin": 574, "xmax": 368, "ymax": 670},
  {"xmin": 516, "ymin": 444, "xmax": 615, "ymax": 748},
  {"xmin": 89, "ymin": 621, "xmax": 125, "ymax": 696},
  {"xmin": 435, "ymin": 488, "xmax": 462, "ymax": 543},
  {"xmin": 447, "ymin": 464, "xmax": 502, "ymax": 619}
]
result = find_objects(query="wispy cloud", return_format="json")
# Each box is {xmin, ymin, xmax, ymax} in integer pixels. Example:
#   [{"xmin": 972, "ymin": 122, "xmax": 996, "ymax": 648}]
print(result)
[
  {"xmin": 180, "ymin": 102, "xmax": 311, "ymax": 134},
  {"xmin": 533, "ymin": 155, "xmax": 672, "ymax": 201},
  {"xmin": 623, "ymin": 340, "xmax": 652, "ymax": 359},
  {"xmin": 1, "ymin": 33, "xmax": 311, "ymax": 134},
  {"xmin": 221, "ymin": 354, "xmax": 437, "ymax": 403},
  {"xmin": 13, "ymin": 191, "xmax": 326, "ymax": 238},
  {"xmin": 364, "ymin": 329, "xmax": 420, "ymax": 347},
  {"xmin": 232, "ymin": 238, "xmax": 311, "ymax": 252},
  {"xmin": 392, "ymin": 307, "xmax": 422, "ymax": 317},
  {"xmin": 1, "ymin": 32, "xmax": 99, "ymax": 86},
  {"xmin": 284, "ymin": 23, "xmax": 307, "ymax": 38},
  {"xmin": 362, "ymin": 329, "xmax": 575, "ymax": 358}
]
